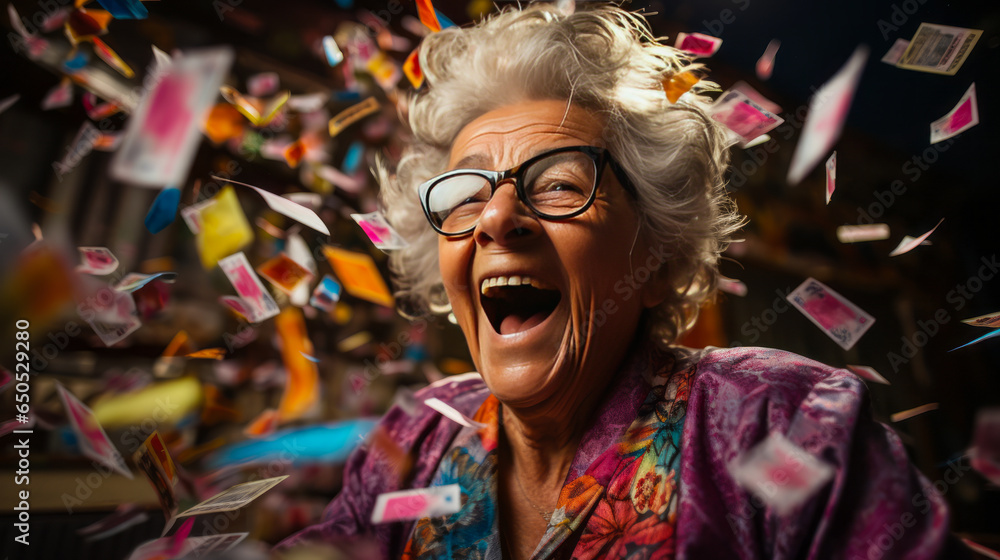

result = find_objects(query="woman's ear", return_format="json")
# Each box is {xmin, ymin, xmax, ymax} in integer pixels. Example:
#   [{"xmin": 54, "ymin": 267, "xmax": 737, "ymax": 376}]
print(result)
[{"xmin": 640, "ymin": 263, "xmax": 671, "ymax": 309}]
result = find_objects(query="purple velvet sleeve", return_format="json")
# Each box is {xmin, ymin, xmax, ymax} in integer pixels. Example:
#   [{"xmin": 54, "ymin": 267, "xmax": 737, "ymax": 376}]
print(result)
[
  {"xmin": 675, "ymin": 347, "xmax": 969, "ymax": 560},
  {"xmin": 275, "ymin": 374, "xmax": 490, "ymax": 557}
]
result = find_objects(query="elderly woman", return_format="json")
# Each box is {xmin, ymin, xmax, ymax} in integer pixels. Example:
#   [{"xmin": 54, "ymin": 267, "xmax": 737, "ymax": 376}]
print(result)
[{"xmin": 281, "ymin": 5, "xmax": 967, "ymax": 559}]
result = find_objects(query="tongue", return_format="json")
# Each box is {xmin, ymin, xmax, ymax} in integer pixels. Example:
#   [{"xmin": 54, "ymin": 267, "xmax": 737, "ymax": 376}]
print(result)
[{"xmin": 499, "ymin": 311, "xmax": 548, "ymax": 335}]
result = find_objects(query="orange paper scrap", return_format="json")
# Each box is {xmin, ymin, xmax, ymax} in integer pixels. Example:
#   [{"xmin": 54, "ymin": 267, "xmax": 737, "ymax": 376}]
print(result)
[
  {"xmin": 415, "ymin": 0, "xmax": 442, "ymax": 32},
  {"xmin": 662, "ymin": 71, "xmax": 699, "ymax": 103},
  {"xmin": 403, "ymin": 47, "xmax": 424, "ymax": 89},
  {"xmin": 275, "ymin": 307, "xmax": 320, "ymax": 421},
  {"xmin": 186, "ymin": 348, "xmax": 226, "ymax": 360},
  {"xmin": 321, "ymin": 246, "xmax": 394, "ymax": 307}
]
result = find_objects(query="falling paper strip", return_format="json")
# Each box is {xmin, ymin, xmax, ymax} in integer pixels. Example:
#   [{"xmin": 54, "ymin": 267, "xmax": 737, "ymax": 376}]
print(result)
[
  {"xmin": 114, "ymin": 272, "xmax": 178, "ymax": 293},
  {"xmin": 836, "ymin": 224, "xmax": 890, "ymax": 244},
  {"xmin": 755, "ymin": 39, "xmax": 780, "ymax": 80},
  {"xmin": 0, "ymin": 93, "xmax": 19, "ymax": 115},
  {"xmin": 890, "ymin": 403, "xmax": 939, "ymax": 422},
  {"xmin": 717, "ymin": 276, "xmax": 747, "ymax": 297},
  {"xmin": 329, "ymin": 97, "xmax": 380, "ymax": 137},
  {"xmin": 787, "ymin": 46, "xmax": 868, "ymax": 186},
  {"xmin": 210, "ymin": 175, "xmax": 330, "ymax": 235},
  {"xmin": 962, "ymin": 539, "xmax": 1000, "ymax": 560},
  {"xmin": 949, "ymin": 329, "xmax": 1000, "ymax": 352},
  {"xmin": 423, "ymin": 397, "xmax": 487, "ymax": 429},
  {"xmin": 728, "ymin": 432, "xmax": 833, "ymax": 516},
  {"xmin": 825, "ymin": 152, "xmax": 836, "ymax": 204},
  {"xmin": 962, "ymin": 311, "xmax": 1000, "ymax": 328},
  {"xmin": 845, "ymin": 365, "xmax": 890, "ymax": 385},
  {"xmin": 371, "ymin": 484, "xmax": 461, "ymax": 524},
  {"xmin": 889, "ymin": 218, "xmax": 944, "ymax": 257}
]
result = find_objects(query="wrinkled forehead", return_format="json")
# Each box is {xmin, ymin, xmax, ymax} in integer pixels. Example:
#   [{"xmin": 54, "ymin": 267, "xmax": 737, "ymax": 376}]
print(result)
[{"xmin": 447, "ymin": 100, "xmax": 606, "ymax": 172}]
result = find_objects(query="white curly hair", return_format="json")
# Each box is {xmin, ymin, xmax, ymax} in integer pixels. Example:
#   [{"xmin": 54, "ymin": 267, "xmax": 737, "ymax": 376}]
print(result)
[{"xmin": 377, "ymin": 3, "xmax": 744, "ymax": 343}]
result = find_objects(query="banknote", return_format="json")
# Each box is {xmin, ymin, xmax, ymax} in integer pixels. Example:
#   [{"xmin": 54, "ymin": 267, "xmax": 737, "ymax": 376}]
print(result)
[
  {"xmin": 257, "ymin": 252, "xmax": 314, "ymax": 295},
  {"xmin": 728, "ymin": 432, "xmax": 833, "ymax": 516},
  {"xmin": 787, "ymin": 47, "xmax": 867, "ymax": 186},
  {"xmin": 57, "ymin": 383, "xmax": 133, "ymax": 479},
  {"xmin": 219, "ymin": 252, "xmax": 280, "ymax": 323},
  {"xmin": 709, "ymin": 88, "xmax": 784, "ymax": 147},
  {"xmin": 77, "ymin": 247, "xmax": 119, "ymax": 275},
  {"xmin": 930, "ymin": 83, "xmax": 978, "ymax": 144},
  {"xmin": 675, "ymin": 32, "xmax": 722, "ymax": 57},
  {"xmin": 897, "ymin": 23, "xmax": 982, "ymax": 75},
  {"xmin": 370, "ymin": 484, "xmax": 461, "ymax": 524},
  {"xmin": 351, "ymin": 211, "xmax": 409, "ymax": 251},
  {"xmin": 110, "ymin": 47, "xmax": 233, "ymax": 187},
  {"xmin": 177, "ymin": 475, "xmax": 289, "ymax": 518},
  {"xmin": 787, "ymin": 278, "xmax": 875, "ymax": 350}
]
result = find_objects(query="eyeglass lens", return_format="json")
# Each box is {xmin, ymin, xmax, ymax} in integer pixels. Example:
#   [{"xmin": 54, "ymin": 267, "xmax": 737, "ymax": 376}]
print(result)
[{"xmin": 427, "ymin": 151, "xmax": 599, "ymax": 234}]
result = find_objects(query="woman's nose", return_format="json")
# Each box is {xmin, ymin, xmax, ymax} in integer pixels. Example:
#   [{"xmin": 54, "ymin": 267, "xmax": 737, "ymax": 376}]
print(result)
[{"xmin": 474, "ymin": 182, "xmax": 540, "ymax": 246}]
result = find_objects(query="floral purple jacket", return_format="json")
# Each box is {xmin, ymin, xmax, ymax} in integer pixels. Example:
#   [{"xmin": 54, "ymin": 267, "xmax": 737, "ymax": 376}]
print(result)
[{"xmin": 279, "ymin": 343, "xmax": 968, "ymax": 559}]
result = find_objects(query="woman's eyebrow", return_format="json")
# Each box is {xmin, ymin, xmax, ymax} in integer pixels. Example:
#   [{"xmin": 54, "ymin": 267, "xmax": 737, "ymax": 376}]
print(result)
[{"xmin": 452, "ymin": 153, "xmax": 493, "ymax": 170}]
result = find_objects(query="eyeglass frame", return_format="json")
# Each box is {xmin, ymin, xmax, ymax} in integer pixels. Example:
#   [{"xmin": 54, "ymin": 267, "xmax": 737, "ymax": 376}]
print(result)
[{"xmin": 417, "ymin": 145, "xmax": 638, "ymax": 237}]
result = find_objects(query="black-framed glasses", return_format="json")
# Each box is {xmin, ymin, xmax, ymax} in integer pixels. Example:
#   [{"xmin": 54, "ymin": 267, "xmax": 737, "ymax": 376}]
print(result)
[{"xmin": 418, "ymin": 145, "xmax": 636, "ymax": 236}]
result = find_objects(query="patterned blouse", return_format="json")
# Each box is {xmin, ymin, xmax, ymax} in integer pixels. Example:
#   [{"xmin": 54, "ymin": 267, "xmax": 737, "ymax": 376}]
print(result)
[{"xmin": 279, "ymin": 341, "xmax": 967, "ymax": 559}]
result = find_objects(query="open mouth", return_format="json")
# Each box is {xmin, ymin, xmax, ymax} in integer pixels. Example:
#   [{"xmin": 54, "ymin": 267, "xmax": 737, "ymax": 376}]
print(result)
[{"xmin": 480, "ymin": 276, "xmax": 561, "ymax": 336}]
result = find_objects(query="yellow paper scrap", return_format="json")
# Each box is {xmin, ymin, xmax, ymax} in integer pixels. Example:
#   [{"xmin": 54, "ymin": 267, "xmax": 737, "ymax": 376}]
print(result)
[{"xmin": 195, "ymin": 185, "xmax": 254, "ymax": 269}]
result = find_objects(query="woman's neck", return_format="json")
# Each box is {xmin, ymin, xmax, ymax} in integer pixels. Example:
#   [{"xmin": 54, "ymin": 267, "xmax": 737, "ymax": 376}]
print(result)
[{"xmin": 499, "ymin": 367, "xmax": 613, "ymax": 489}]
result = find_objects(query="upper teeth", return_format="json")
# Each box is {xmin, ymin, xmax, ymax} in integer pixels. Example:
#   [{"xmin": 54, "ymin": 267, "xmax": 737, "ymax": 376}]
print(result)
[{"xmin": 480, "ymin": 275, "xmax": 552, "ymax": 295}]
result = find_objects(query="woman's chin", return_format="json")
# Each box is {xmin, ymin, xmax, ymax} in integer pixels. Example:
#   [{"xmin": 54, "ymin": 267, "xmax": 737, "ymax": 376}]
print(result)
[{"xmin": 475, "ymin": 302, "xmax": 568, "ymax": 401}]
